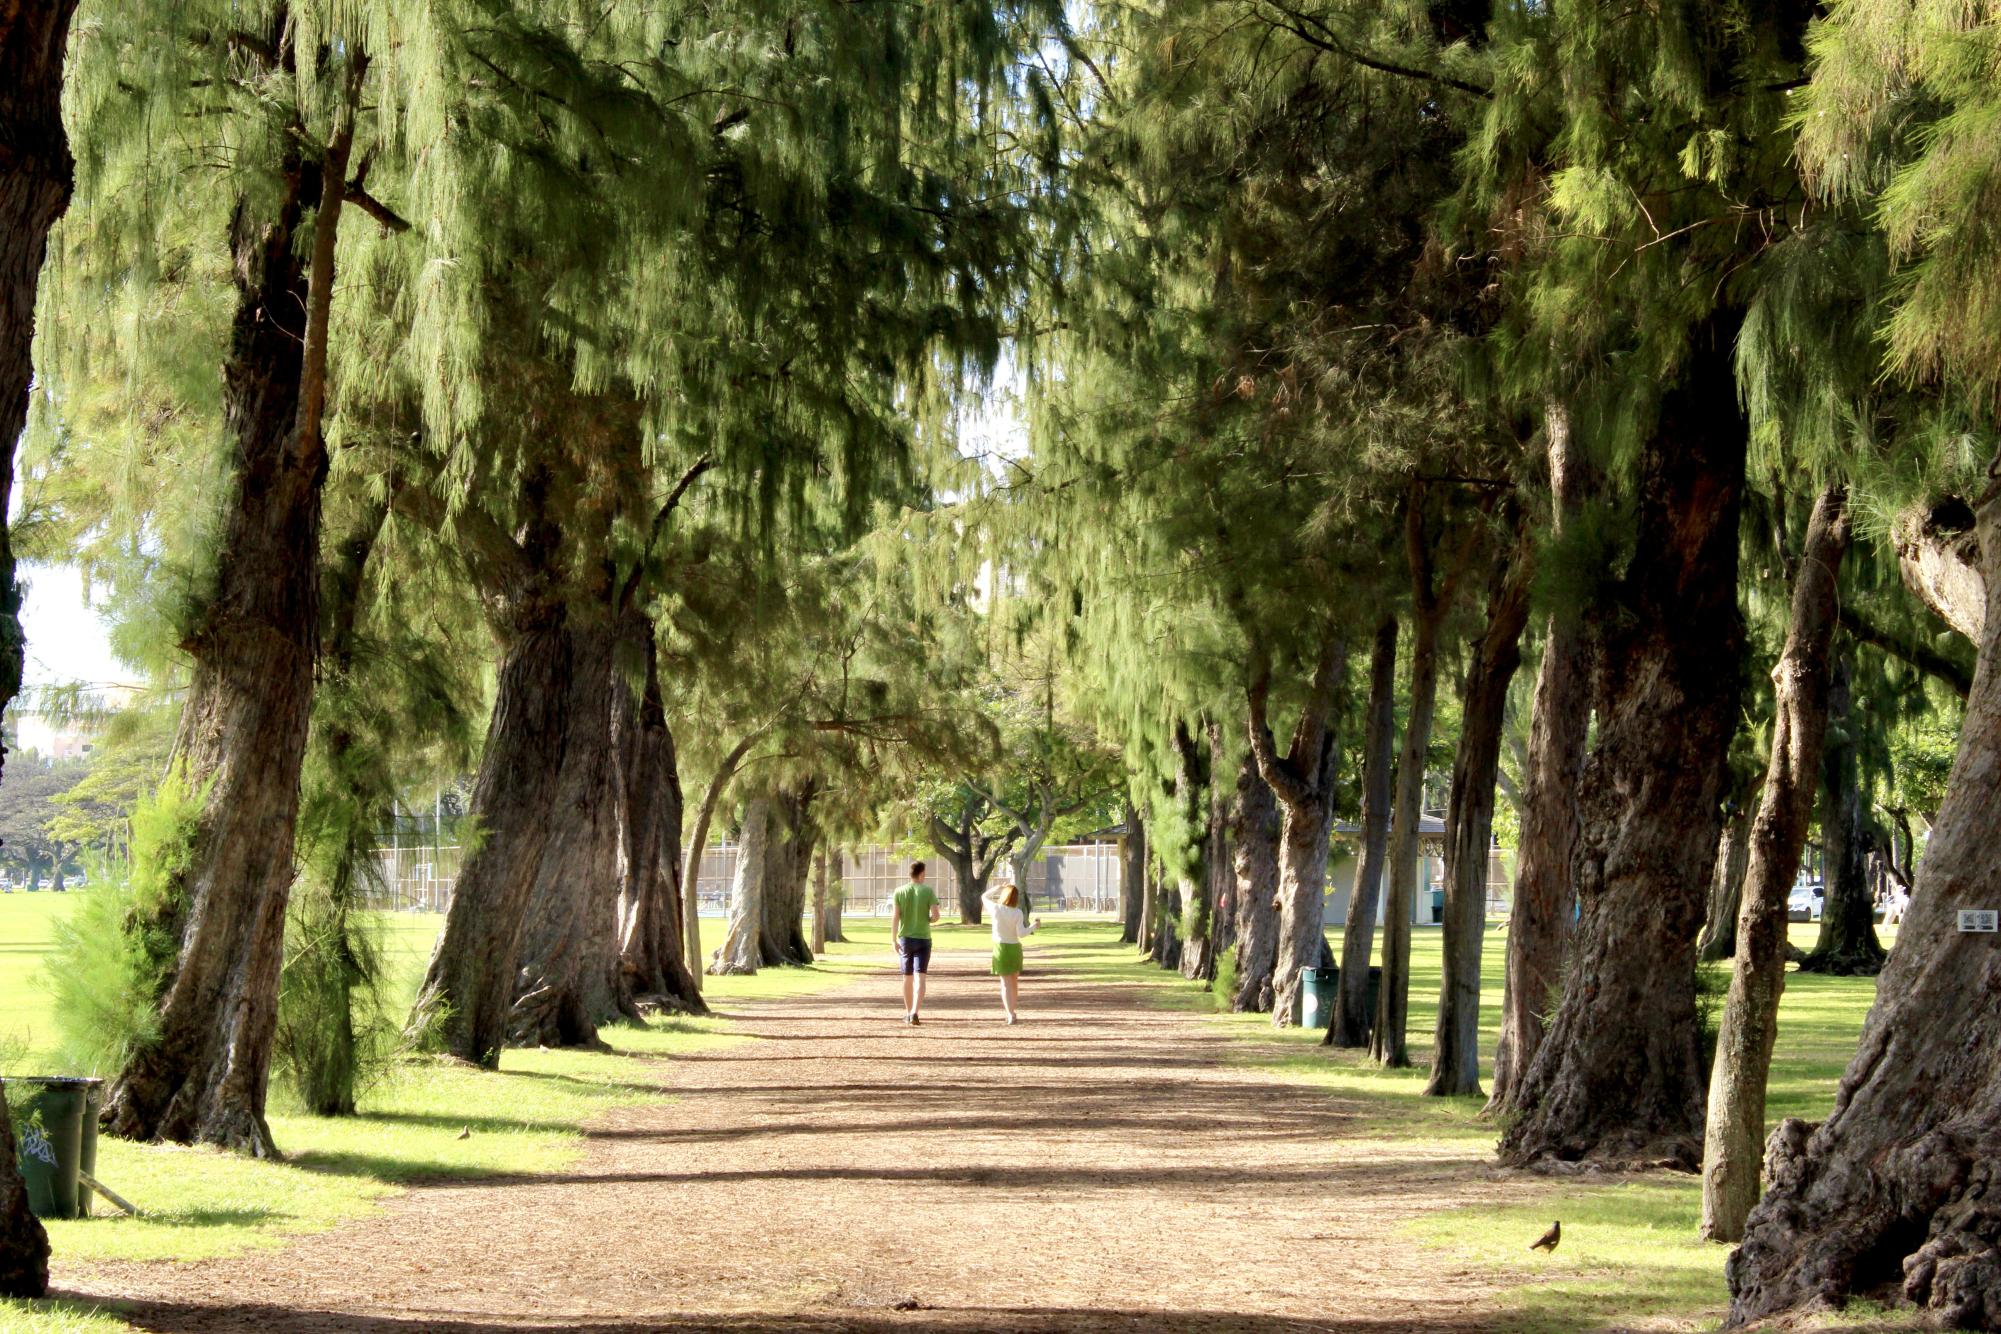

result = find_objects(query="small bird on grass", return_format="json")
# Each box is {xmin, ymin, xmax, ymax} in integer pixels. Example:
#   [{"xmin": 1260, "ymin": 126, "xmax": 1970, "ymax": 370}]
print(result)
[
  {"xmin": 1530, "ymin": 1220, "xmax": 1561, "ymax": 1253},
  {"xmin": 456, "ymin": 1126, "xmax": 471, "ymax": 1141}
]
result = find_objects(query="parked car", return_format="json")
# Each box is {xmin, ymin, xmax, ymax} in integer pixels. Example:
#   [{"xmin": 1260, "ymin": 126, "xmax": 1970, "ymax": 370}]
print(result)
[{"xmin": 1787, "ymin": 882, "xmax": 1825, "ymax": 923}]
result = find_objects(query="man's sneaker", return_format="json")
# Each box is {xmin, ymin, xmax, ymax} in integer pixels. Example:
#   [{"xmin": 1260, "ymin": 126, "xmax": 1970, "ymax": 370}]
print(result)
[
  {"xmin": 902, "ymin": 1013, "xmax": 914, "ymax": 1026},
  {"xmin": 911, "ymin": 1014, "xmax": 923, "ymax": 1026}
]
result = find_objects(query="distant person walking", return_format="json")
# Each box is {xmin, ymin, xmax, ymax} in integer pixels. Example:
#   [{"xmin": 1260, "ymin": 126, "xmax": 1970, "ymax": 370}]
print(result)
[
  {"xmin": 892, "ymin": 861, "xmax": 940, "ymax": 1025},
  {"xmin": 984, "ymin": 879, "xmax": 1036, "ymax": 1024}
]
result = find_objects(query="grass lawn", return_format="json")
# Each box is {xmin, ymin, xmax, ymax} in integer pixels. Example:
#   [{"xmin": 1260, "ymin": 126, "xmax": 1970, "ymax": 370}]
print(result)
[
  {"xmin": 0, "ymin": 892, "xmax": 897, "ymax": 1332},
  {"xmin": 1042, "ymin": 915, "xmax": 1900, "ymax": 1332}
]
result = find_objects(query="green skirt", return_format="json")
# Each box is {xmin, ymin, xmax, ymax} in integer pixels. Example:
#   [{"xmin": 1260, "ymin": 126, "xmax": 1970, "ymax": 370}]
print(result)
[{"xmin": 991, "ymin": 942, "xmax": 1024, "ymax": 976}]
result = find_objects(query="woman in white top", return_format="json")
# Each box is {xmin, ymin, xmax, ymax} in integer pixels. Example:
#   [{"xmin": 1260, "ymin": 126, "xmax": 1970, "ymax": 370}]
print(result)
[{"xmin": 983, "ymin": 880, "xmax": 1037, "ymax": 1024}]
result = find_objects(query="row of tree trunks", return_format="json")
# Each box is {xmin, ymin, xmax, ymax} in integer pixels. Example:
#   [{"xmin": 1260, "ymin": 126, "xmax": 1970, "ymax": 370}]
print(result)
[
  {"xmin": 1797, "ymin": 649, "xmax": 1887, "ymax": 977},
  {"xmin": 1699, "ymin": 806, "xmax": 1754, "ymax": 962},
  {"xmin": 1202, "ymin": 743, "xmax": 1237, "ymax": 982},
  {"xmin": 103, "ymin": 40, "xmax": 347, "ymax": 1150},
  {"xmin": 1498, "ymin": 322, "xmax": 1747, "ymax": 1170},
  {"xmin": 1701, "ymin": 483, "xmax": 1852, "ymax": 1242},
  {"xmin": 1425, "ymin": 529, "xmax": 1534, "ymax": 1097},
  {"xmin": 1375, "ymin": 495, "xmax": 1452, "ymax": 1068},
  {"xmin": 1118, "ymin": 805, "xmax": 1146, "ymax": 944},
  {"xmin": 1486, "ymin": 402, "xmax": 1592, "ymax": 1117},
  {"xmin": 1329, "ymin": 617, "xmax": 1398, "ymax": 1046},
  {"xmin": 1228, "ymin": 752, "xmax": 1282, "ymax": 1012},
  {"xmin": 614, "ymin": 628, "xmax": 705, "ymax": 1014},
  {"xmin": 1727, "ymin": 473, "xmax": 2001, "ymax": 1329},
  {"xmin": 1247, "ymin": 626, "xmax": 1347, "ymax": 1026},
  {"xmin": 0, "ymin": 0, "xmax": 79, "ymax": 1286}
]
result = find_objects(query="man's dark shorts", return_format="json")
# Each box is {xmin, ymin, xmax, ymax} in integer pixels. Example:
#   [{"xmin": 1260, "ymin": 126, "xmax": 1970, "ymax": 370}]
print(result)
[{"xmin": 899, "ymin": 937, "xmax": 933, "ymax": 975}]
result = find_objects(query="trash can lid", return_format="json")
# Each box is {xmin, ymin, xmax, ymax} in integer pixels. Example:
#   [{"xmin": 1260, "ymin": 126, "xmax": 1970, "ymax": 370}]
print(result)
[{"xmin": 1, "ymin": 1076, "xmax": 106, "ymax": 1089}]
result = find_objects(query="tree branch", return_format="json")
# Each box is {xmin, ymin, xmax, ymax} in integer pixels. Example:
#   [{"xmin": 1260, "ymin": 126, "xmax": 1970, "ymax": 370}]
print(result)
[{"xmin": 1838, "ymin": 604, "xmax": 1972, "ymax": 699}]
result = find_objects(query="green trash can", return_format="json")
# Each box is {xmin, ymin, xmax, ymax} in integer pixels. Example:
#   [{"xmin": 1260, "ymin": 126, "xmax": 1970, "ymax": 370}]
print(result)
[
  {"xmin": 1297, "ymin": 966, "xmax": 1340, "ymax": 1029},
  {"xmin": 79, "ymin": 1079, "xmax": 104, "ymax": 1218},
  {"xmin": 3, "ymin": 1076, "xmax": 97, "ymax": 1219}
]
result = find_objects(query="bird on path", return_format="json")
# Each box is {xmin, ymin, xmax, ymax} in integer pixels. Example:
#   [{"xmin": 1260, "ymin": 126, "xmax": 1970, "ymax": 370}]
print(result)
[{"xmin": 1530, "ymin": 1220, "xmax": 1561, "ymax": 1253}]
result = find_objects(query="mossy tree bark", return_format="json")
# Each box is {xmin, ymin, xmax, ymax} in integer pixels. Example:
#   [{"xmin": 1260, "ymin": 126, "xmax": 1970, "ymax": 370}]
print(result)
[
  {"xmin": 0, "ymin": 0, "xmax": 76, "ymax": 1282},
  {"xmin": 1329, "ymin": 616, "xmax": 1398, "ymax": 1047},
  {"xmin": 1247, "ymin": 625, "xmax": 1347, "ymax": 1026},
  {"xmin": 105, "ymin": 35, "xmax": 368, "ymax": 1153},
  {"xmin": 1700, "ymin": 483, "xmax": 1850, "ymax": 1242},
  {"xmin": 1426, "ymin": 530, "xmax": 1534, "ymax": 1097},
  {"xmin": 1498, "ymin": 326, "xmax": 1746, "ymax": 1170},
  {"xmin": 1726, "ymin": 475, "xmax": 2001, "ymax": 1330}
]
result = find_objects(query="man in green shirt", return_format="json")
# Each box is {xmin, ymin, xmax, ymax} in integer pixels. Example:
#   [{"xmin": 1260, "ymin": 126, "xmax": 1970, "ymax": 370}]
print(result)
[{"xmin": 891, "ymin": 861, "xmax": 941, "ymax": 1025}]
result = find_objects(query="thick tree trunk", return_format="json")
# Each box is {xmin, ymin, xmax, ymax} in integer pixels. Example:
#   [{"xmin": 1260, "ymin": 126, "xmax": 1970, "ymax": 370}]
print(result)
[
  {"xmin": 949, "ymin": 844, "xmax": 984, "ymax": 924},
  {"xmin": 103, "ymin": 110, "xmax": 346, "ymax": 1153},
  {"xmin": 1487, "ymin": 404, "xmax": 1593, "ymax": 1118},
  {"xmin": 510, "ymin": 618, "xmax": 637, "ymax": 1047},
  {"xmin": 1699, "ymin": 805, "xmax": 1755, "ymax": 963},
  {"xmin": 1118, "ymin": 805, "xmax": 1145, "ymax": 944},
  {"xmin": 1798, "ymin": 652, "xmax": 1886, "ymax": 978},
  {"xmin": 1175, "ymin": 721, "xmax": 1219, "ymax": 983},
  {"xmin": 1230, "ymin": 753, "xmax": 1282, "ymax": 1013},
  {"xmin": 1701, "ymin": 483, "xmax": 1851, "ymax": 1243},
  {"xmin": 412, "ymin": 606, "xmax": 571, "ymax": 1066},
  {"xmin": 1726, "ymin": 476, "xmax": 2001, "ymax": 1330},
  {"xmin": 1374, "ymin": 580, "xmax": 1446, "ymax": 1068},
  {"xmin": 1203, "ymin": 735, "xmax": 1236, "ymax": 980},
  {"xmin": 710, "ymin": 796, "xmax": 772, "ymax": 975},
  {"xmin": 1247, "ymin": 628, "xmax": 1348, "ymax": 1028},
  {"xmin": 1331, "ymin": 617, "xmax": 1399, "ymax": 1046},
  {"xmin": 1498, "ymin": 324, "xmax": 1746, "ymax": 1170},
  {"xmin": 615, "ymin": 630, "xmax": 705, "ymax": 1014},
  {"xmin": 759, "ymin": 783, "xmax": 817, "ymax": 967},
  {"xmin": 1426, "ymin": 536, "xmax": 1534, "ymax": 1097},
  {"xmin": 1268, "ymin": 775, "xmax": 1334, "ymax": 1024}
]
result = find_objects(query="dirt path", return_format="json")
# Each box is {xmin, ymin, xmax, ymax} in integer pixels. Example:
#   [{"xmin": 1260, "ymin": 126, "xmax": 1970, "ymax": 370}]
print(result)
[{"xmin": 62, "ymin": 942, "xmax": 1524, "ymax": 1332}]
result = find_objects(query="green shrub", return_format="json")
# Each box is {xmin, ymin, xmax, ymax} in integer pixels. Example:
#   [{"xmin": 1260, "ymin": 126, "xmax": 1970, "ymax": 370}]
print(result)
[{"xmin": 46, "ymin": 770, "xmax": 206, "ymax": 1074}]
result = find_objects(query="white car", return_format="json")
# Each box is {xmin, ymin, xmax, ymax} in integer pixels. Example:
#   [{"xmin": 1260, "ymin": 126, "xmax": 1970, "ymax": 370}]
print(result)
[{"xmin": 1787, "ymin": 883, "xmax": 1824, "ymax": 923}]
